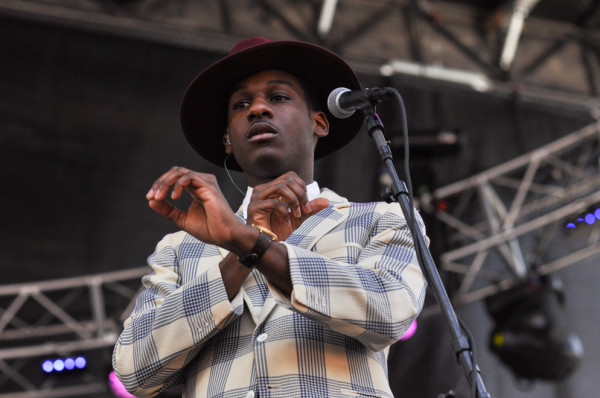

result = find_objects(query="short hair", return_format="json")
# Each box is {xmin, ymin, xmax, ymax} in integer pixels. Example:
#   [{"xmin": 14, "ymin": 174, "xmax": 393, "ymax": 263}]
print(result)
[{"xmin": 297, "ymin": 76, "xmax": 325, "ymax": 114}]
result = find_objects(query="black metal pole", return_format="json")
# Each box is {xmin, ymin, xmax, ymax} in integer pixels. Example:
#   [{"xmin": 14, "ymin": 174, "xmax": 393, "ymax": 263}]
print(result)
[{"xmin": 363, "ymin": 110, "xmax": 491, "ymax": 398}]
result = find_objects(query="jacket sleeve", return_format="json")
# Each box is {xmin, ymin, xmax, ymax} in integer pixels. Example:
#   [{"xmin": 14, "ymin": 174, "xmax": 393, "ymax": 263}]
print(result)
[
  {"xmin": 268, "ymin": 202, "xmax": 428, "ymax": 352},
  {"xmin": 112, "ymin": 231, "xmax": 244, "ymax": 397}
]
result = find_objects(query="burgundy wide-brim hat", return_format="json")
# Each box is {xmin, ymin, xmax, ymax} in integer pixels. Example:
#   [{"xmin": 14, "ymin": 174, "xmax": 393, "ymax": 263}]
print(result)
[{"xmin": 180, "ymin": 36, "xmax": 363, "ymax": 171}]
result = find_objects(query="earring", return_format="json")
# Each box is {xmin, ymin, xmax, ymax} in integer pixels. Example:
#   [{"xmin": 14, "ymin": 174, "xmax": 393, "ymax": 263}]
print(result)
[{"xmin": 223, "ymin": 133, "xmax": 231, "ymax": 146}]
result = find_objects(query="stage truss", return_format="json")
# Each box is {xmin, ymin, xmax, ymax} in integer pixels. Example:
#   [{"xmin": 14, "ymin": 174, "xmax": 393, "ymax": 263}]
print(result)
[
  {"xmin": 0, "ymin": 268, "xmax": 146, "ymax": 397},
  {"xmin": 419, "ymin": 121, "xmax": 600, "ymax": 315},
  {"xmin": 2, "ymin": 0, "xmax": 600, "ymax": 109}
]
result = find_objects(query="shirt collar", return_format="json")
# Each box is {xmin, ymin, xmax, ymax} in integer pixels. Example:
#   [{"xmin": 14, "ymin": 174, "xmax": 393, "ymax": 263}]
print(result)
[{"xmin": 241, "ymin": 181, "xmax": 320, "ymax": 220}]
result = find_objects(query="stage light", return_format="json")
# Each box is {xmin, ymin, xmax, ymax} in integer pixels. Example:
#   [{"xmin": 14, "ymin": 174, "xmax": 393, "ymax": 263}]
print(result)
[
  {"xmin": 41, "ymin": 355, "xmax": 87, "ymax": 374},
  {"xmin": 42, "ymin": 360, "xmax": 54, "ymax": 373},
  {"xmin": 64, "ymin": 357, "xmax": 75, "ymax": 370},
  {"xmin": 109, "ymin": 371, "xmax": 136, "ymax": 398},
  {"xmin": 53, "ymin": 359, "xmax": 65, "ymax": 372},
  {"xmin": 564, "ymin": 206, "xmax": 600, "ymax": 229},
  {"xmin": 584, "ymin": 213, "xmax": 596, "ymax": 225},
  {"xmin": 485, "ymin": 275, "xmax": 583, "ymax": 380},
  {"xmin": 75, "ymin": 356, "xmax": 87, "ymax": 369},
  {"xmin": 400, "ymin": 320, "xmax": 418, "ymax": 340}
]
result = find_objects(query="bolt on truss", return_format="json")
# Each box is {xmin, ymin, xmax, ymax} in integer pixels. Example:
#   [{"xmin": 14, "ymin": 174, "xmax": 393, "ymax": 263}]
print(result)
[
  {"xmin": 0, "ymin": 267, "xmax": 147, "ymax": 397},
  {"xmin": 419, "ymin": 121, "xmax": 600, "ymax": 314}
]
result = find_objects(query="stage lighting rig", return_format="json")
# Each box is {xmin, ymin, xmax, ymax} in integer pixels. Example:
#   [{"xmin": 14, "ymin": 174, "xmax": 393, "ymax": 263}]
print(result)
[{"xmin": 485, "ymin": 275, "xmax": 583, "ymax": 380}]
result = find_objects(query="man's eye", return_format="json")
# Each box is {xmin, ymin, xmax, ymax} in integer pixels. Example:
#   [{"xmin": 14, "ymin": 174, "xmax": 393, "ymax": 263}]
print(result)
[
  {"xmin": 233, "ymin": 100, "xmax": 249, "ymax": 110},
  {"xmin": 271, "ymin": 94, "xmax": 289, "ymax": 102}
]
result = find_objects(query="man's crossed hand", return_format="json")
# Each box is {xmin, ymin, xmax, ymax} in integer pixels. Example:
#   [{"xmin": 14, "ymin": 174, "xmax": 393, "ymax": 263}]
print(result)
[{"xmin": 146, "ymin": 167, "xmax": 329, "ymax": 249}]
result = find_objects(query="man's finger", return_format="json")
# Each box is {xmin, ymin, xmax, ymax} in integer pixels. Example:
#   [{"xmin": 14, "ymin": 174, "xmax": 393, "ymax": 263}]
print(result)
[
  {"xmin": 146, "ymin": 166, "xmax": 193, "ymax": 200},
  {"xmin": 148, "ymin": 199, "xmax": 185, "ymax": 227},
  {"xmin": 306, "ymin": 198, "xmax": 329, "ymax": 216}
]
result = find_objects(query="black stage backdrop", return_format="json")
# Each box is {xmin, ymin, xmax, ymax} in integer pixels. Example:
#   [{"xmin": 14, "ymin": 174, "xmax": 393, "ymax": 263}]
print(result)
[{"xmin": 1, "ymin": 15, "xmax": 598, "ymax": 398}]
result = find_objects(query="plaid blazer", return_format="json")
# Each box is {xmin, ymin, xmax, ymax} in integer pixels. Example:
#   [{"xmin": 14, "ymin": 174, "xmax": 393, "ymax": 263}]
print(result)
[{"xmin": 113, "ymin": 189, "xmax": 427, "ymax": 398}]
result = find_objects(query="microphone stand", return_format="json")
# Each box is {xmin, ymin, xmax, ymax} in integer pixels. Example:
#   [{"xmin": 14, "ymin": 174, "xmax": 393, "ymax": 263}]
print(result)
[{"xmin": 363, "ymin": 109, "xmax": 491, "ymax": 398}]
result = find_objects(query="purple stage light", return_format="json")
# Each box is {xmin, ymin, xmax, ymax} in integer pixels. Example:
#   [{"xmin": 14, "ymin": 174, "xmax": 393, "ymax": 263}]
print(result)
[
  {"xmin": 400, "ymin": 320, "xmax": 418, "ymax": 340},
  {"xmin": 109, "ymin": 371, "xmax": 136, "ymax": 397}
]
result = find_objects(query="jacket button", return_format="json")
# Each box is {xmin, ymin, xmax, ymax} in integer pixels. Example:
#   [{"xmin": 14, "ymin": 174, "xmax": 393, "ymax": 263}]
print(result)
[{"xmin": 256, "ymin": 333, "xmax": 269, "ymax": 342}]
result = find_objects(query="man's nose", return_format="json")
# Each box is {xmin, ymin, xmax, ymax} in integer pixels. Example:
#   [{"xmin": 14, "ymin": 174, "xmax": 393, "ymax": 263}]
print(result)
[{"xmin": 247, "ymin": 97, "xmax": 273, "ymax": 121}]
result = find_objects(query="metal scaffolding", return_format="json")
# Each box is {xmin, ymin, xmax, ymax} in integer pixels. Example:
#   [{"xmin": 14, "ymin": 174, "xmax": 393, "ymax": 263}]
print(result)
[
  {"xmin": 419, "ymin": 121, "xmax": 600, "ymax": 314},
  {"xmin": 2, "ymin": 0, "xmax": 600, "ymax": 107},
  {"xmin": 0, "ymin": 267, "xmax": 147, "ymax": 397}
]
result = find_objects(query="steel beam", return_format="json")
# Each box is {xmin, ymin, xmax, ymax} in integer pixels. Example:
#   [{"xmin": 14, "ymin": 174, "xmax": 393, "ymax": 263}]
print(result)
[
  {"xmin": 419, "ymin": 121, "xmax": 600, "ymax": 307},
  {"xmin": 0, "ymin": 268, "xmax": 146, "ymax": 395}
]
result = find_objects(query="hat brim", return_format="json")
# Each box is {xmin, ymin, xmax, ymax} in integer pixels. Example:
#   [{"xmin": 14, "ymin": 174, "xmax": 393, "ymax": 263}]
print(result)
[{"xmin": 180, "ymin": 40, "xmax": 363, "ymax": 171}]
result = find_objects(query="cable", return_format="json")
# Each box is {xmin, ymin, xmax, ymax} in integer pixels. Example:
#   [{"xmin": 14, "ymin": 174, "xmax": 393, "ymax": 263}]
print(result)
[
  {"xmin": 392, "ymin": 91, "xmax": 483, "ymax": 397},
  {"xmin": 391, "ymin": 90, "xmax": 427, "ymax": 273},
  {"xmin": 224, "ymin": 154, "xmax": 246, "ymax": 197}
]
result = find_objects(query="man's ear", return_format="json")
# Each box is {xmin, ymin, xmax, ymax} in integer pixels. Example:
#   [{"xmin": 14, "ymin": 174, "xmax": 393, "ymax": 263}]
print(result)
[
  {"xmin": 313, "ymin": 111, "xmax": 329, "ymax": 138},
  {"xmin": 223, "ymin": 133, "xmax": 233, "ymax": 154}
]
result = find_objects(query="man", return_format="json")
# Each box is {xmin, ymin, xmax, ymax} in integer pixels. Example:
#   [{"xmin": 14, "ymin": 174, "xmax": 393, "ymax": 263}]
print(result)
[{"xmin": 113, "ymin": 37, "xmax": 427, "ymax": 398}]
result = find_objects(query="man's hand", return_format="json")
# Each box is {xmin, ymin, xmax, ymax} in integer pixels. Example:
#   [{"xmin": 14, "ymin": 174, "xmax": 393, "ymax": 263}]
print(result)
[
  {"xmin": 247, "ymin": 172, "xmax": 329, "ymax": 241},
  {"xmin": 146, "ymin": 166, "xmax": 246, "ymax": 250}
]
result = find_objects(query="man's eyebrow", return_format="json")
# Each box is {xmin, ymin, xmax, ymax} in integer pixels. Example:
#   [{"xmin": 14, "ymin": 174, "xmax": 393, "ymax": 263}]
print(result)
[
  {"xmin": 230, "ymin": 79, "xmax": 295, "ymax": 95},
  {"xmin": 266, "ymin": 79, "xmax": 294, "ymax": 87}
]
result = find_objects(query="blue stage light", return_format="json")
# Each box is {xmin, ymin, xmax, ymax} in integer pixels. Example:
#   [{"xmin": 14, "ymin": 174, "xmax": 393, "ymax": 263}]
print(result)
[
  {"xmin": 41, "ymin": 355, "xmax": 87, "ymax": 373},
  {"xmin": 64, "ymin": 357, "xmax": 75, "ymax": 370},
  {"xmin": 74, "ymin": 356, "xmax": 87, "ymax": 369},
  {"xmin": 53, "ymin": 359, "xmax": 65, "ymax": 372},
  {"xmin": 42, "ymin": 360, "xmax": 54, "ymax": 373},
  {"xmin": 585, "ymin": 213, "xmax": 596, "ymax": 225}
]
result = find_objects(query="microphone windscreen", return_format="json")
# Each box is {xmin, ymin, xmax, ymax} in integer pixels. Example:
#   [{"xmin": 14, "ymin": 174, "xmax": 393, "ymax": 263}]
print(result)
[{"xmin": 327, "ymin": 87, "xmax": 354, "ymax": 119}]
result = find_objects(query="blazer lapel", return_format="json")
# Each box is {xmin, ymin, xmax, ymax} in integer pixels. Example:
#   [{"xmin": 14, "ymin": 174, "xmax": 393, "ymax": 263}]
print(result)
[
  {"xmin": 285, "ymin": 189, "xmax": 350, "ymax": 251},
  {"xmin": 218, "ymin": 190, "xmax": 351, "ymax": 324},
  {"xmin": 258, "ymin": 190, "xmax": 350, "ymax": 322}
]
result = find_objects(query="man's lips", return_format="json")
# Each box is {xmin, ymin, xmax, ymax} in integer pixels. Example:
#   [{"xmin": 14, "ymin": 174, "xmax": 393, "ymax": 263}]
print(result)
[{"xmin": 246, "ymin": 122, "xmax": 278, "ymax": 141}]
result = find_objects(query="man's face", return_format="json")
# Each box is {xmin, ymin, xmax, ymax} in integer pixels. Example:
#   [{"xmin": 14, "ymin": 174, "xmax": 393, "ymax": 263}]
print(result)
[{"xmin": 226, "ymin": 70, "xmax": 328, "ymax": 184}]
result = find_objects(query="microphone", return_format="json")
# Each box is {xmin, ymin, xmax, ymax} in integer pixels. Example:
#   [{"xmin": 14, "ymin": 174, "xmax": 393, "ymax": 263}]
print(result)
[{"xmin": 327, "ymin": 87, "xmax": 396, "ymax": 119}]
